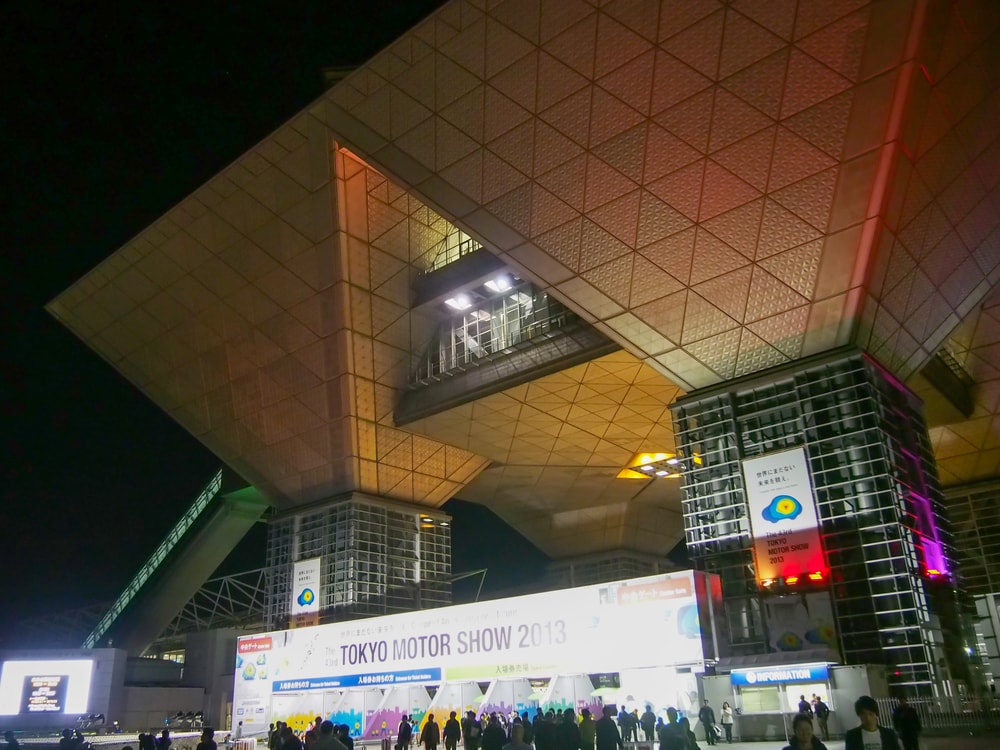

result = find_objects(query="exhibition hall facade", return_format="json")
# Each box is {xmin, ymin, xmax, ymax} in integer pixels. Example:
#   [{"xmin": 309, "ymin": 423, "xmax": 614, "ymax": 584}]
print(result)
[{"xmin": 31, "ymin": 0, "xmax": 1000, "ymax": 730}]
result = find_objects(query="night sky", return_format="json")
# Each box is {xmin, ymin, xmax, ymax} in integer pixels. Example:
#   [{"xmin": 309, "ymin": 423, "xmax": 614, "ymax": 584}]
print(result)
[{"xmin": 0, "ymin": 1, "xmax": 550, "ymax": 643}]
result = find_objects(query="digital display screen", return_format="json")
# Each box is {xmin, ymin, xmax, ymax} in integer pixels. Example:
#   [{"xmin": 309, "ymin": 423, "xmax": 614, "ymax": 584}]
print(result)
[
  {"xmin": 22, "ymin": 675, "xmax": 68, "ymax": 713},
  {"xmin": 0, "ymin": 660, "xmax": 93, "ymax": 715}
]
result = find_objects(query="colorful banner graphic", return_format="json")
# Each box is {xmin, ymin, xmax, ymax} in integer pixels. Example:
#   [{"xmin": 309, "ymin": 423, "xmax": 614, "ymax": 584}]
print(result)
[
  {"xmin": 290, "ymin": 557, "xmax": 321, "ymax": 615},
  {"xmin": 742, "ymin": 448, "xmax": 825, "ymax": 581}
]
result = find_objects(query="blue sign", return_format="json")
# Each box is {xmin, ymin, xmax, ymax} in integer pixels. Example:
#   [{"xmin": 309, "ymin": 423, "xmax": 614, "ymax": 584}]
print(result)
[
  {"xmin": 730, "ymin": 664, "xmax": 828, "ymax": 686},
  {"xmin": 274, "ymin": 667, "xmax": 442, "ymax": 692}
]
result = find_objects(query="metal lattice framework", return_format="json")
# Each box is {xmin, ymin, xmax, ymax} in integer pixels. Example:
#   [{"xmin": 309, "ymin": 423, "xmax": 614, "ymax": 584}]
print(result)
[
  {"xmin": 6, "ymin": 569, "xmax": 268, "ymax": 651},
  {"xmin": 159, "ymin": 567, "xmax": 268, "ymax": 639},
  {"xmin": 83, "ymin": 470, "xmax": 225, "ymax": 648}
]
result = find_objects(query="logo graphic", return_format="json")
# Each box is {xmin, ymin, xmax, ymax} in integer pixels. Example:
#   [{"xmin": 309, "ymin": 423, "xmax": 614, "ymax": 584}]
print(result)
[
  {"xmin": 297, "ymin": 588, "xmax": 315, "ymax": 607},
  {"xmin": 775, "ymin": 631, "xmax": 803, "ymax": 651},
  {"xmin": 745, "ymin": 671, "xmax": 757, "ymax": 685},
  {"xmin": 762, "ymin": 494, "xmax": 802, "ymax": 523}
]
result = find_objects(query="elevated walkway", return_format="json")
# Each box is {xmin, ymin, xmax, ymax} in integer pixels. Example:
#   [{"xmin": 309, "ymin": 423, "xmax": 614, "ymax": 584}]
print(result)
[{"xmin": 83, "ymin": 471, "xmax": 269, "ymax": 655}]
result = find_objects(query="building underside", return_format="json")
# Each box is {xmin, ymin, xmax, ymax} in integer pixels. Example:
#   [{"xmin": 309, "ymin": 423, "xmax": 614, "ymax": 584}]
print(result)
[{"xmin": 46, "ymin": 0, "xmax": 1000, "ymax": 685}]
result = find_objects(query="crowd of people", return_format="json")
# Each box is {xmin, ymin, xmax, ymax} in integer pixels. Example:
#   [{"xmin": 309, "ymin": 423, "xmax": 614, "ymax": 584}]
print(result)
[
  {"xmin": 372, "ymin": 692, "xmax": 922, "ymax": 750},
  {"xmin": 0, "ymin": 692, "xmax": 929, "ymax": 750},
  {"xmin": 267, "ymin": 718, "xmax": 356, "ymax": 750}
]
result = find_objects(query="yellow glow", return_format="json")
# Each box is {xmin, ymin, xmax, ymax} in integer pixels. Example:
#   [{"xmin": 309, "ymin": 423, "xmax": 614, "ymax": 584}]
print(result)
[{"xmin": 619, "ymin": 450, "xmax": 698, "ymax": 478}]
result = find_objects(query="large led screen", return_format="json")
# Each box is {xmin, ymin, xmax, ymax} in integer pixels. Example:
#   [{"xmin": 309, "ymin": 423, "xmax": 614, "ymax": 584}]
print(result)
[{"xmin": 0, "ymin": 660, "xmax": 94, "ymax": 715}]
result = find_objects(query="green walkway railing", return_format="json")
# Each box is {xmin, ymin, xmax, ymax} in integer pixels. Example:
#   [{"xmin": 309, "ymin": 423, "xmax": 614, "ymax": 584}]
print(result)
[{"xmin": 82, "ymin": 469, "xmax": 225, "ymax": 648}]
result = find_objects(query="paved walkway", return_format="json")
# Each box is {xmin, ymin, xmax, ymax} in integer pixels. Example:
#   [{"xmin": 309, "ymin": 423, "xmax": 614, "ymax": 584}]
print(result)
[{"xmin": 704, "ymin": 738, "xmax": 997, "ymax": 750}]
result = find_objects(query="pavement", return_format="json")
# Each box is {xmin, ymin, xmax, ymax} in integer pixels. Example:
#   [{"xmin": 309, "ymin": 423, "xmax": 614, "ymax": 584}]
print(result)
[{"xmin": 701, "ymin": 737, "xmax": 997, "ymax": 750}]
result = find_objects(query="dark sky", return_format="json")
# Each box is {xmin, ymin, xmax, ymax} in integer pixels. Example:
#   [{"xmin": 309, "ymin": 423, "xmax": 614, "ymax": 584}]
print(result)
[{"xmin": 0, "ymin": 0, "xmax": 550, "ymax": 643}]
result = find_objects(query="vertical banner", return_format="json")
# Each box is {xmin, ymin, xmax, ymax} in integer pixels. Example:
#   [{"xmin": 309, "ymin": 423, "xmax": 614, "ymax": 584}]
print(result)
[
  {"xmin": 742, "ymin": 448, "xmax": 825, "ymax": 581},
  {"xmin": 291, "ymin": 557, "xmax": 321, "ymax": 615}
]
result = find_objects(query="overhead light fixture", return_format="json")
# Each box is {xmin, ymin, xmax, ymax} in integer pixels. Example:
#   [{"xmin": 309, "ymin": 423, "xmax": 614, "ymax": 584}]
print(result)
[
  {"xmin": 439, "ymin": 521, "xmax": 450, "ymax": 527},
  {"xmin": 445, "ymin": 294, "xmax": 472, "ymax": 310},
  {"xmin": 485, "ymin": 275, "xmax": 512, "ymax": 293},
  {"xmin": 618, "ymin": 451, "xmax": 699, "ymax": 479}
]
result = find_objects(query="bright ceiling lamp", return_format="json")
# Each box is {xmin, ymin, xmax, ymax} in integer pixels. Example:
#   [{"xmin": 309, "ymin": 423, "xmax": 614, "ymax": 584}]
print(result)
[
  {"xmin": 444, "ymin": 293, "xmax": 472, "ymax": 310},
  {"xmin": 617, "ymin": 451, "xmax": 699, "ymax": 479},
  {"xmin": 485, "ymin": 275, "xmax": 512, "ymax": 293}
]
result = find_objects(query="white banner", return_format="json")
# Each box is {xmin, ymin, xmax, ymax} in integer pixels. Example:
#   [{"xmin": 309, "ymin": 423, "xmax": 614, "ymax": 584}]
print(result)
[
  {"xmin": 290, "ymin": 557, "xmax": 321, "ymax": 615},
  {"xmin": 742, "ymin": 447, "xmax": 825, "ymax": 581},
  {"xmin": 234, "ymin": 571, "xmax": 707, "ymax": 711}
]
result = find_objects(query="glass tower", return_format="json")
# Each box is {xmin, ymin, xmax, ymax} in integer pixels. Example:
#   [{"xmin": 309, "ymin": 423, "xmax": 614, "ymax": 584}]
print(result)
[
  {"xmin": 264, "ymin": 494, "xmax": 451, "ymax": 629},
  {"xmin": 671, "ymin": 350, "xmax": 976, "ymax": 695}
]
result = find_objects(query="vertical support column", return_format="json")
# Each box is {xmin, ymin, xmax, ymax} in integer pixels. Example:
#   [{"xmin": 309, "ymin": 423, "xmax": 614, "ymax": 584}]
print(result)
[{"xmin": 671, "ymin": 350, "xmax": 974, "ymax": 696}]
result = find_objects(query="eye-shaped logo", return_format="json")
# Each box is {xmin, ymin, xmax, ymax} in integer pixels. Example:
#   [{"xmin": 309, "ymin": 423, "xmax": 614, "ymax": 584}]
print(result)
[
  {"xmin": 762, "ymin": 494, "xmax": 802, "ymax": 523},
  {"xmin": 297, "ymin": 588, "xmax": 315, "ymax": 606}
]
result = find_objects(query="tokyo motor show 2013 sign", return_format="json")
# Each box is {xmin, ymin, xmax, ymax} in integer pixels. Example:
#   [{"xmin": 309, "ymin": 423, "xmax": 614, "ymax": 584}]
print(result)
[
  {"xmin": 742, "ymin": 447, "xmax": 826, "ymax": 582},
  {"xmin": 232, "ymin": 570, "xmax": 711, "ymax": 725}
]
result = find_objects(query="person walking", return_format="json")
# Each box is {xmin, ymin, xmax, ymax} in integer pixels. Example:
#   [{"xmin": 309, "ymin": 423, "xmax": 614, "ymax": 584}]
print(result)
[
  {"xmin": 420, "ymin": 715, "xmax": 441, "ymax": 750},
  {"xmin": 640, "ymin": 707, "xmax": 656, "ymax": 743},
  {"xmin": 844, "ymin": 696, "xmax": 901, "ymax": 750},
  {"xmin": 718, "ymin": 703, "xmax": 733, "ymax": 744},
  {"xmin": 891, "ymin": 697, "xmax": 921, "ymax": 750},
  {"xmin": 461, "ymin": 712, "xmax": 481, "ymax": 750},
  {"xmin": 797, "ymin": 696, "xmax": 813, "ymax": 716},
  {"xmin": 813, "ymin": 698, "xmax": 830, "ymax": 742},
  {"xmin": 502, "ymin": 724, "xmax": 532, "ymax": 750},
  {"xmin": 398, "ymin": 717, "xmax": 413, "ymax": 750},
  {"xmin": 697, "ymin": 702, "xmax": 716, "ymax": 746},
  {"xmin": 596, "ymin": 707, "xmax": 624, "ymax": 750},
  {"xmin": 555, "ymin": 709, "xmax": 582, "ymax": 750},
  {"xmin": 482, "ymin": 715, "xmax": 506, "ymax": 750},
  {"xmin": 656, "ymin": 709, "xmax": 685, "ymax": 750},
  {"xmin": 579, "ymin": 709, "xmax": 596, "ymax": 750},
  {"xmin": 444, "ymin": 712, "xmax": 462, "ymax": 750},
  {"xmin": 781, "ymin": 713, "xmax": 828, "ymax": 750}
]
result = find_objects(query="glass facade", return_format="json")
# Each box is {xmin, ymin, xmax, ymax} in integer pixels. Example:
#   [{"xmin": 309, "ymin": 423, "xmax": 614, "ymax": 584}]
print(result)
[
  {"xmin": 264, "ymin": 495, "xmax": 451, "ymax": 629},
  {"xmin": 944, "ymin": 482, "xmax": 1000, "ymax": 689},
  {"xmin": 426, "ymin": 229, "xmax": 481, "ymax": 272},
  {"xmin": 671, "ymin": 351, "xmax": 972, "ymax": 695},
  {"xmin": 413, "ymin": 283, "xmax": 575, "ymax": 382}
]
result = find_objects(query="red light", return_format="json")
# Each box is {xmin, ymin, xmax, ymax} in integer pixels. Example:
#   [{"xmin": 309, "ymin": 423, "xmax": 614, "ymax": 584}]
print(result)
[
  {"xmin": 785, "ymin": 576, "xmax": 799, "ymax": 584},
  {"xmin": 808, "ymin": 571, "xmax": 824, "ymax": 581}
]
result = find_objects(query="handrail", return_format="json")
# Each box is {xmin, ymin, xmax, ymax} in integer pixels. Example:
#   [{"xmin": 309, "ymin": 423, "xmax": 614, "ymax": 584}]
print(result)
[{"xmin": 82, "ymin": 469, "xmax": 225, "ymax": 648}]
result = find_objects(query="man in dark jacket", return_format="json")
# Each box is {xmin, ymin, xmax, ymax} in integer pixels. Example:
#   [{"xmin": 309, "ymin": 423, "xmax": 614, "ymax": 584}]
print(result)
[
  {"xmin": 640, "ymin": 707, "xmax": 656, "ymax": 743},
  {"xmin": 534, "ymin": 713, "xmax": 556, "ymax": 750},
  {"xmin": 555, "ymin": 709, "xmax": 582, "ymax": 750},
  {"xmin": 596, "ymin": 707, "xmax": 624, "ymax": 750},
  {"xmin": 444, "ymin": 712, "xmax": 462, "ymax": 750},
  {"xmin": 656, "ymin": 709, "xmax": 685, "ymax": 750},
  {"xmin": 462, "ymin": 712, "xmax": 481, "ymax": 750},
  {"xmin": 698, "ymin": 701, "xmax": 717, "ymax": 746},
  {"xmin": 845, "ymin": 696, "xmax": 901, "ymax": 750},
  {"xmin": 420, "ymin": 715, "xmax": 441, "ymax": 750},
  {"xmin": 482, "ymin": 715, "xmax": 506, "ymax": 750},
  {"xmin": 398, "ymin": 718, "xmax": 413, "ymax": 750},
  {"xmin": 891, "ymin": 697, "xmax": 921, "ymax": 750}
]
